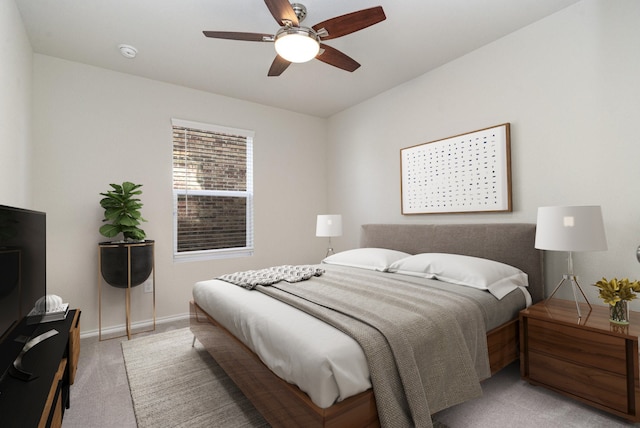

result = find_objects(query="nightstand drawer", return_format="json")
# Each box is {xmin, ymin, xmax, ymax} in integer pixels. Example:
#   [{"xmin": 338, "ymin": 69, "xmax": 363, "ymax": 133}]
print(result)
[
  {"xmin": 527, "ymin": 318, "xmax": 627, "ymax": 375},
  {"xmin": 529, "ymin": 351, "xmax": 629, "ymax": 413}
]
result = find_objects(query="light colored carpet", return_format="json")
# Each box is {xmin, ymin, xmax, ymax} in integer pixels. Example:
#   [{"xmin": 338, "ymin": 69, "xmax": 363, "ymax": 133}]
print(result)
[
  {"xmin": 63, "ymin": 321, "xmax": 636, "ymax": 428},
  {"xmin": 122, "ymin": 327, "xmax": 450, "ymax": 428},
  {"xmin": 122, "ymin": 328, "xmax": 269, "ymax": 428},
  {"xmin": 433, "ymin": 362, "xmax": 636, "ymax": 428}
]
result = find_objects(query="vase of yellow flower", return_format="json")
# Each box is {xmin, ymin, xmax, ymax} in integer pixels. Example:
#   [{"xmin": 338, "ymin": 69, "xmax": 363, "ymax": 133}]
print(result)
[
  {"xmin": 594, "ymin": 277, "xmax": 640, "ymax": 325},
  {"xmin": 609, "ymin": 300, "xmax": 628, "ymax": 325}
]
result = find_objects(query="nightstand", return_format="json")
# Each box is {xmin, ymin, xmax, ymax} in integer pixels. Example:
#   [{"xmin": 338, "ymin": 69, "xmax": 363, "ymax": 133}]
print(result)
[{"xmin": 520, "ymin": 299, "xmax": 640, "ymax": 422}]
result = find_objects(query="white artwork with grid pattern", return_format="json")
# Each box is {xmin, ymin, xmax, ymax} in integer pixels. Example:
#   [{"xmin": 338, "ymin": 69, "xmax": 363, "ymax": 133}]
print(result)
[{"xmin": 401, "ymin": 124, "xmax": 510, "ymax": 214}]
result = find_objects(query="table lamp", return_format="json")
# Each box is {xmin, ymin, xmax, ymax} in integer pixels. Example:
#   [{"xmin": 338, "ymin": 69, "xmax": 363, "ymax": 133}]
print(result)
[
  {"xmin": 316, "ymin": 215, "xmax": 342, "ymax": 258},
  {"xmin": 535, "ymin": 205, "xmax": 607, "ymax": 318}
]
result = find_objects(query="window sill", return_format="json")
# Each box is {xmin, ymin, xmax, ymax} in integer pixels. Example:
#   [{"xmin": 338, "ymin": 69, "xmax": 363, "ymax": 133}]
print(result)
[{"xmin": 173, "ymin": 248, "xmax": 254, "ymax": 263}]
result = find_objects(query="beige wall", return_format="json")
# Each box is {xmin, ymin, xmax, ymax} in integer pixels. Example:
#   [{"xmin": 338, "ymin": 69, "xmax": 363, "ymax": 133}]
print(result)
[
  {"xmin": 31, "ymin": 55, "xmax": 328, "ymax": 333},
  {"xmin": 0, "ymin": 0, "xmax": 32, "ymax": 207},
  {"xmin": 326, "ymin": 0, "xmax": 640, "ymax": 307}
]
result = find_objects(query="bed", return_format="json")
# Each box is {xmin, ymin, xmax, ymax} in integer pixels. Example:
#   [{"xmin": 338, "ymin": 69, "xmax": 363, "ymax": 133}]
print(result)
[{"xmin": 189, "ymin": 223, "xmax": 544, "ymax": 427}]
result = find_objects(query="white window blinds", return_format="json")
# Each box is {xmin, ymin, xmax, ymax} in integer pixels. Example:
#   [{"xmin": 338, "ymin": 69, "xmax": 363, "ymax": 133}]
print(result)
[{"xmin": 171, "ymin": 118, "xmax": 254, "ymax": 261}]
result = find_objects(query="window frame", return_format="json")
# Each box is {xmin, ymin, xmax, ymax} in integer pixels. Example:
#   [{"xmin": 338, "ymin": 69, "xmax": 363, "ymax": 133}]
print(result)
[{"xmin": 171, "ymin": 118, "xmax": 254, "ymax": 262}]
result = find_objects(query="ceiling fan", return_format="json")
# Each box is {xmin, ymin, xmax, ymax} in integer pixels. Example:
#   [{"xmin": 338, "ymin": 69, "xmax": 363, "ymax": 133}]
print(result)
[{"xmin": 203, "ymin": 0, "xmax": 386, "ymax": 76}]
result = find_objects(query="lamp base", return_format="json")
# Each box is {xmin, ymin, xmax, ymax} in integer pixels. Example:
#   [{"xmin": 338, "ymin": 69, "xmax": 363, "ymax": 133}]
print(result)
[
  {"xmin": 325, "ymin": 247, "xmax": 335, "ymax": 258},
  {"xmin": 545, "ymin": 274, "xmax": 592, "ymax": 319}
]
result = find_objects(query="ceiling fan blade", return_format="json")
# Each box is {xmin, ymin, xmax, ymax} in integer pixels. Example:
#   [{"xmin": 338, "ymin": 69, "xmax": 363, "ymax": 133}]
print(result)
[
  {"xmin": 264, "ymin": 0, "xmax": 299, "ymax": 26},
  {"xmin": 203, "ymin": 31, "xmax": 274, "ymax": 42},
  {"xmin": 312, "ymin": 6, "xmax": 386, "ymax": 41},
  {"xmin": 268, "ymin": 55, "xmax": 291, "ymax": 76},
  {"xmin": 316, "ymin": 44, "xmax": 360, "ymax": 72}
]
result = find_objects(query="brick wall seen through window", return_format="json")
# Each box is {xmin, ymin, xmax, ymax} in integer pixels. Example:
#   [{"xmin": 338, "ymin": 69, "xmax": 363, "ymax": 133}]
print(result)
[{"xmin": 172, "ymin": 119, "xmax": 254, "ymax": 261}]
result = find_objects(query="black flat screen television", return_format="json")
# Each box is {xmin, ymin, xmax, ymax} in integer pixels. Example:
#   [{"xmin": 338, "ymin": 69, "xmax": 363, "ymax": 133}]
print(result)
[{"xmin": 0, "ymin": 205, "xmax": 46, "ymax": 375}]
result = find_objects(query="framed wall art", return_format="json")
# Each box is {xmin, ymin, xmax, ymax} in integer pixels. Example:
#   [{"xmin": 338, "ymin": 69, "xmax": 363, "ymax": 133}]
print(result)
[{"xmin": 400, "ymin": 123, "xmax": 512, "ymax": 215}]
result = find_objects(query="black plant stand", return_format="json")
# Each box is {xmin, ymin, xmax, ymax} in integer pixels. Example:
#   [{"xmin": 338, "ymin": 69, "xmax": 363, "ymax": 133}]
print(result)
[{"xmin": 98, "ymin": 241, "xmax": 155, "ymax": 340}]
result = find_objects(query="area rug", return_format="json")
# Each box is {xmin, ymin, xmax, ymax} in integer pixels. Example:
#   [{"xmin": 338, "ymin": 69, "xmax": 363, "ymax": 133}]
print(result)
[
  {"xmin": 122, "ymin": 327, "xmax": 449, "ymax": 428},
  {"xmin": 121, "ymin": 328, "xmax": 269, "ymax": 428}
]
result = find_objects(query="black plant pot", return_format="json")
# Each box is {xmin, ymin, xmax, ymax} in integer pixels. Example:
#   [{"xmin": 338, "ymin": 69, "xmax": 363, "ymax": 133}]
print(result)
[{"xmin": 99, "ymin": 240, "xmax": 154, "ymax": 288}]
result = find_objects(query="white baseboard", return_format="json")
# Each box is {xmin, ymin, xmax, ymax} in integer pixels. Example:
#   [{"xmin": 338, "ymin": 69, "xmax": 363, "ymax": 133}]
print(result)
[{"xmin": 80, "ymin": 312, "xmax": 190, "ymax": 339}]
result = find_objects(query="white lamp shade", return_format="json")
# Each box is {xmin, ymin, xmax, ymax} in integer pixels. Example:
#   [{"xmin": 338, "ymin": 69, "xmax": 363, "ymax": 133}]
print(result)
[
  {"xmin": 316, "ymin": 215, "xmax": 342, "ymax": 237},
  {"xmin": 274, "ymin": 28, "xmax": 320, "ymax": 63},
  {"xmin": 535, "ymin": 205, "xmax": 607, "ymax": 251}
]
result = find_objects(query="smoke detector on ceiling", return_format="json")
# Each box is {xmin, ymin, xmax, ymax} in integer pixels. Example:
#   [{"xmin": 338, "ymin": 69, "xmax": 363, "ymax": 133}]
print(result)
[{"xmin": 118, "ymin": 44, "xmax": 138, "ymax": 59}]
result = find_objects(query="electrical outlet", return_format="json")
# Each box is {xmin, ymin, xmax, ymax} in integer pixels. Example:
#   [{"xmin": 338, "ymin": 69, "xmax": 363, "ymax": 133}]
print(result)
[{"xmin": 143, "ymin": 281, "xmax": 153, "ymax": 293}]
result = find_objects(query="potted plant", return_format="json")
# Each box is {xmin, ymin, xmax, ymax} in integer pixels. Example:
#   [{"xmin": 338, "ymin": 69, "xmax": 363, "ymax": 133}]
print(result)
[
  {"xmin": 98, "ymin": 182, "xmax": 154, "ymax": 288},
  {"xmin": 594, "ymin": 277, "xmax": 640, "ymax": 325},
  {"xmin": 99, "ymin": 181, "xmax": 147, "ymax": 241}
]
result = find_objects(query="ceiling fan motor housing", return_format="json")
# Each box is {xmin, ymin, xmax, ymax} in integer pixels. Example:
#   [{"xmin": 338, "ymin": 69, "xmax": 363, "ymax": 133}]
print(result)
[{"xmin": 291, "ymin": 3, "xmax": 307, "ymax": 23}]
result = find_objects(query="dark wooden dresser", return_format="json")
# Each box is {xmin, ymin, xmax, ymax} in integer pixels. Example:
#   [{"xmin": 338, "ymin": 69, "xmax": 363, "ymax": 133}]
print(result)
[
  {"xmin": 0, "ymin": 309, "xmax": 81, "ymax": 427},
  {"xmin": 520, "ymin": 299, "xmax": 639, "ymax": 422}
]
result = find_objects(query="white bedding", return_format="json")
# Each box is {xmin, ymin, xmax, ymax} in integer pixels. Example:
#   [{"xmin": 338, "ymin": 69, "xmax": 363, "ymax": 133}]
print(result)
[
  {"xmin": 193, "ymin": 266, "xmax": 530, "ymax": 409},
  {"xmin": 193, "ymin": 277, "xmax": 371, "ymax": 408}
]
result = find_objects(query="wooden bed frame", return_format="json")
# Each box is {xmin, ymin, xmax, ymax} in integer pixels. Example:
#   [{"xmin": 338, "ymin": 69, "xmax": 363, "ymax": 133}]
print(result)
[{"xmin": 190, "ymin": 223, "xmax": 544, "ymax": 428}]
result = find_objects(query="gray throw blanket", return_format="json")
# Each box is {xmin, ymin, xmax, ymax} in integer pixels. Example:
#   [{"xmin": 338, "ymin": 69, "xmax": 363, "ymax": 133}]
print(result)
[
  {"xmin": 256, "ymin": 265, "xmax": 491, "ymax": 428},
  {"xmin": 218, "ymin": 265, "xmax": 324, "ymax": 290}
]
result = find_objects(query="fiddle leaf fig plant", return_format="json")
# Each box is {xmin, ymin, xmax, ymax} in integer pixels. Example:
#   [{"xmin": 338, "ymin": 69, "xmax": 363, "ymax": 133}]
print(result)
[{"xmin": 99, "ymin": 181, "xmax": 147, "ymax": 242}]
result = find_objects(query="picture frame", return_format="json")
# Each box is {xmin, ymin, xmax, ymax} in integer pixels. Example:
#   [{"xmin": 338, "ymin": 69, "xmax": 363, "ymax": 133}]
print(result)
[{"xmin": 400, "ymin": 123, "xmax": 512, "ymax": 215}]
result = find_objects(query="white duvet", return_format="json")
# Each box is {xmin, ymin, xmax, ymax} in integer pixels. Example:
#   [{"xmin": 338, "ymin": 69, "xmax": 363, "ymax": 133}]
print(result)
[{"xmin": 193, "ymin": 278, "xmax": 371, "ymax": 408}]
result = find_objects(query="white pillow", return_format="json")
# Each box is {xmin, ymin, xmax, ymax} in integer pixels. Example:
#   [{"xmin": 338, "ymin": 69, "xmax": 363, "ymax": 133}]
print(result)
[
  {"xmin": 322, "ymin": 248, "xmax": 411, "ymax": 272},
  {"xmin": 388, "ymin": 253, "xmax": 528, "ymax": 299}
]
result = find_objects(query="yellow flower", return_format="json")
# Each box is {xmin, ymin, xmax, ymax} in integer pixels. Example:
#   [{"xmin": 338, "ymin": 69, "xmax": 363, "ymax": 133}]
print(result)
[{"xmin": 594, "ymin": 277, "xmax": 640, "ymax": 306}]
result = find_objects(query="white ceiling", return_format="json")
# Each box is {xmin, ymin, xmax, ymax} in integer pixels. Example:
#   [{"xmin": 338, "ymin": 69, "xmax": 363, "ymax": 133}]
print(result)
[{"xmin": 15, "ymin": 0, "xmax": 579, "ymax": 117}]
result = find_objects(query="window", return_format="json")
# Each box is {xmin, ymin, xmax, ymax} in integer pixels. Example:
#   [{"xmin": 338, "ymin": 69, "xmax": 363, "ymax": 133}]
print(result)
[{"xmin": 171, "ymin": 118, "xmax": 254, "ymax": 261}]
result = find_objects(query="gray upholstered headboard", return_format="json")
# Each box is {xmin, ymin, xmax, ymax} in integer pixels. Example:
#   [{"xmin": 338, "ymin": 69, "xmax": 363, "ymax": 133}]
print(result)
[{"xmin": 360, "ymin": 223, "xmax": 544, "ymax": 304}]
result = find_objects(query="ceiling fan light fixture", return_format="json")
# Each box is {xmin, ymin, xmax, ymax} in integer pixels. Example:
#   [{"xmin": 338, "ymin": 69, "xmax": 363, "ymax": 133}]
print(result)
[{"xmin": 274, "ymin": 27, "xmax": 320, "ymax": 63}]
